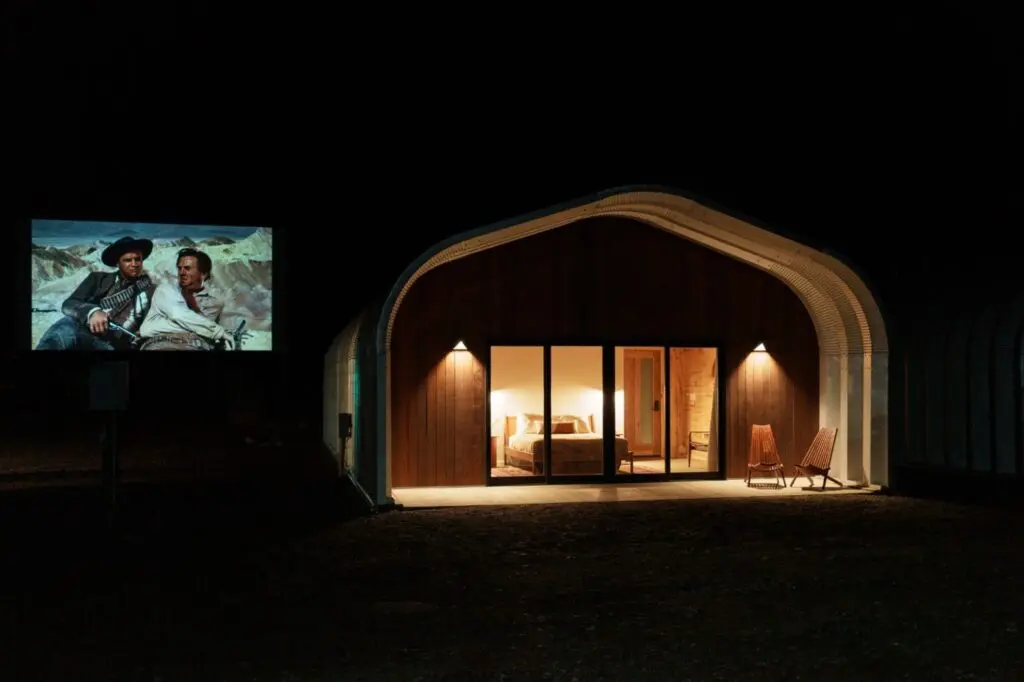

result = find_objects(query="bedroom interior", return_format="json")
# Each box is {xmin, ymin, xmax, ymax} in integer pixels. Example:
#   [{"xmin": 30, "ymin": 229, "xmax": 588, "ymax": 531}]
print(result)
[{"xmin": 489, "ymin": 345, "xmax": 719, "ymax": 479}]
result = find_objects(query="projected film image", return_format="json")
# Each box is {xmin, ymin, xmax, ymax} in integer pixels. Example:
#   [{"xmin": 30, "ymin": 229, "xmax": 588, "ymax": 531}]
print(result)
[{"xmin": 31, "ymin": 220, "xmax": 273, "ymax": 351}]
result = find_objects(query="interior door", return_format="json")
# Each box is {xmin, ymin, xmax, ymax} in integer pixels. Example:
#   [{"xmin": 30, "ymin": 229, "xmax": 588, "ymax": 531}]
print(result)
[{"xmin": 623, "ymin": 348, "xmax": 663, "ymax": 456}]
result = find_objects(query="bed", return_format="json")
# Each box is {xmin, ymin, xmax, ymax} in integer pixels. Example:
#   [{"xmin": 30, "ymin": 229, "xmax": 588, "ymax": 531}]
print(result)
[{"xmin": 503, "ymin": 414, "xmax": 631, "ymax": 475}]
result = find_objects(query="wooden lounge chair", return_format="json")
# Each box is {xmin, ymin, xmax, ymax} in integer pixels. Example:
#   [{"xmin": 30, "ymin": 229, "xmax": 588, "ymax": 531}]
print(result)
[
  {"xmin": 789, "ymin": 427, "xmax": 842, "ymax": 490},
  {"xmin": 746, "ymin": 424, "xmax": 786, "ymax": 487}
]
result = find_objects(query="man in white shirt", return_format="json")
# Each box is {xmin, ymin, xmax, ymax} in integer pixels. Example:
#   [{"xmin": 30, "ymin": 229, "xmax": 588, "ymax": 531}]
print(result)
[{"xmin": 139, "ymin": 248, "xmax": 235, "ymax": 351}]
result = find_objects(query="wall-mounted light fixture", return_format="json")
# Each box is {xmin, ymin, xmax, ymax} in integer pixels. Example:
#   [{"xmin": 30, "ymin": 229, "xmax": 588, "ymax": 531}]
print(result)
[
  {"xmin": 452, "ymin": 340, "xmax": 468, "ymax": 351},
  {"xmin": 753, "ymin": 342, "xmax": 767, "ymax": 352}
]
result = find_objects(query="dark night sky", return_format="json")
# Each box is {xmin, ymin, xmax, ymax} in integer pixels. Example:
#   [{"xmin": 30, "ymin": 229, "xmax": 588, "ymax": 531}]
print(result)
[{"xmin": 4, "ymin": 3, "xmax": 1019, "ymax": 361}]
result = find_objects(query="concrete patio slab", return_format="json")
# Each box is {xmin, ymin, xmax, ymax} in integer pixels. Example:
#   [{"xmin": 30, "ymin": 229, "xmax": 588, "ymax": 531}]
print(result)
[{"xmin": 393, "ymin": 478, "xmax": 876, "ymax": 508}]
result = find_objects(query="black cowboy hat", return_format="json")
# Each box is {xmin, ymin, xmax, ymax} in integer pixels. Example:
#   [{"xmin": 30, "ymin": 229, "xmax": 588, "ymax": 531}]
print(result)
[{"xmin": 101, "ymin": 236, "xmax": 154, "ymax": 267}]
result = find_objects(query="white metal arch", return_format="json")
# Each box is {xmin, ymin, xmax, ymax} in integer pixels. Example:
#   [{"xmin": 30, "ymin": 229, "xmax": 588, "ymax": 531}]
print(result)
[
  {"xmin": 375, "ymin": 189, "xmax": 889, "ymax": 504},
  {"xmin": 323, "ymin": 306, "xmax": 376, "ymax": 472}
]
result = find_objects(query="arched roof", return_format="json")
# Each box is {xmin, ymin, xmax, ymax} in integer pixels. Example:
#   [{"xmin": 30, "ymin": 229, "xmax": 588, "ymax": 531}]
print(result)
[
  {"xmin": 376, "ymin": 186, "xmax": 888, "ymax": 357},
  {"xmin": 330, "ymin": 299, "xmax": 384, "ymax": 363}
]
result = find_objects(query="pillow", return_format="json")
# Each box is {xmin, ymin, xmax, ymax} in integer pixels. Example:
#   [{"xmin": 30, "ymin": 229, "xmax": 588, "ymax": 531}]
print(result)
[
  {"xmin": 551, "ymin": 422, "xmax": 575, "ymax": 435},
  {"xmin": 552, "ymin": 414, "xmax": 591, "ymax": 433},
  {"xmin": 517, "ymin": 412, "xmax": 543, "ymax": 433},
  {"xmin": 517, "ymin": 414, "xmax": 590, "ymax": 433}
]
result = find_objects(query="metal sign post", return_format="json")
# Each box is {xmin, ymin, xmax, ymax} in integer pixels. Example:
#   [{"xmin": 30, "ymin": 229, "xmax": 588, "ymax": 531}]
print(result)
[{"xmin": 90, "ymin": 361, "xmax": 129, "ymax": 525}]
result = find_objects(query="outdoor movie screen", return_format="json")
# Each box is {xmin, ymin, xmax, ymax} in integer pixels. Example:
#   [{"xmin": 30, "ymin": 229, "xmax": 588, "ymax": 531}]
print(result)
[{"xmin": 30, "ymin": 220, "xmax": 273, "ymax": 352}]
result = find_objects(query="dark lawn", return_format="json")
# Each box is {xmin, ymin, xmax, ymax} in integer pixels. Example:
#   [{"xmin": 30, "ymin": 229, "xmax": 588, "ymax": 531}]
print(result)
[{"xmin": 2, "ymin": 486, "xmax": 1022, "ymax": 681}]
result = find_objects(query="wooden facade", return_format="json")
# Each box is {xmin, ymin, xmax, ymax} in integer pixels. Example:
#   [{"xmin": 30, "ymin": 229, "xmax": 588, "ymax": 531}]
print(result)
[{"xmin": 389, "ymin": 217, "xmax": 820, "ymax": 487}]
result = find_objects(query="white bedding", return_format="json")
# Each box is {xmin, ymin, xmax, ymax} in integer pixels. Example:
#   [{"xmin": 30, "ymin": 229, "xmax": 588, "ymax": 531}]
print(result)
[{"xmin": 507, "ymin": 433, "xmax": 630, "ymax": 461}]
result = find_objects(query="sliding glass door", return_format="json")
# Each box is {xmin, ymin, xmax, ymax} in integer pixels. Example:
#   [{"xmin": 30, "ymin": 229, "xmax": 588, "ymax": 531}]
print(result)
[{"xmin": 488, "ymin": 343, "xmax": 720, "ymax": 483}]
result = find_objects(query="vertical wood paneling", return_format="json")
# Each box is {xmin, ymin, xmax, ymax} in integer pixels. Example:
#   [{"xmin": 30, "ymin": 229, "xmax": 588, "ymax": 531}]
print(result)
[
  {"xmin": 429, "ymin": 353, "xmax": 440, "ymax": 484},
  {"xmin": 722, "ymin": 351, "xmax": 815, "ymax": 479},
  {"xmin": 415, "ymin": 335, "xmax": 431, "ymax": 486},
  {"xmin": 470, "ymin": 357, "xmax": 486, "ymax": 478},
  {"xmin": 390, "ymin": 217, "xmax": 820, "ymax": 487},
  {"xmin": 445, "ymin": 354, "xmax": 456, "ymax": 482}
]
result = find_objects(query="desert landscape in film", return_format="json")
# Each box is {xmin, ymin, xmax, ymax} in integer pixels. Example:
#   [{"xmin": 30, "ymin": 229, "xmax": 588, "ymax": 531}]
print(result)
[{"xmin": 30, "ymin": 221, "xmax": 273, "ymax": 350}]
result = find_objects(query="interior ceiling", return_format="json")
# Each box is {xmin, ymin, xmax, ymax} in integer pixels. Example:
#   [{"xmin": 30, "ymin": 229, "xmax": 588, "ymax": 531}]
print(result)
[{"xmin": 379, "ymin": 191, "xmax": 887, "ymax": 357}]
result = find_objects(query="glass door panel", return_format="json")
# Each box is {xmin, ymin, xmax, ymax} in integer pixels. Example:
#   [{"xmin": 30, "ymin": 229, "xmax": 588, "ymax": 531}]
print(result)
[
  {"xmin": 489, "ymin": 346, "xmax": 545, "ymax": 480},
  {"xmin": 616, "ymin": 347, "xmax": 665, "ymax": 475},
  {"xmin": 550, "ymin": 346, "xmax": 604, "ymax": 478},
  {"xmin": 667, "ymin": 347, "xmax": 719, "ymax": 473}
]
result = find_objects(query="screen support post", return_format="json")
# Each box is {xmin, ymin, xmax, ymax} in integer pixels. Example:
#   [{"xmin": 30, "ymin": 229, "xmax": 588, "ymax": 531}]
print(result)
[{"xmin": 89, "ymin": 361, "xmax": 130, "ymax": 526}]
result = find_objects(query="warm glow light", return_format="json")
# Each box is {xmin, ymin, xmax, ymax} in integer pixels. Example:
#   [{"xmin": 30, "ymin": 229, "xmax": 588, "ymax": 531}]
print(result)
[
  {"xmin": 614, "ymin": 390, "xmax": 625, "ymax": 434},
  {"xmin": 753, "ymin": 342, "xmax": 767, "ymax": 352},
  {"xmin": 585, "ymin": 388, "xmax": 604, "ymax": 419},
  {"xmin": 452, "ymin": 340, "xmax": 467, "ymax": 351}
]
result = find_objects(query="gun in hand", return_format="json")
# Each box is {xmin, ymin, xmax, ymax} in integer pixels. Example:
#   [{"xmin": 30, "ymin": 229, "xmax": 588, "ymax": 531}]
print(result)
[
  {"xmin": 232, "ymin": 320, "xmax": 249, "ymax": 351},
  {"xmin": 108, "ymin": 321, "xmax": 143, "ymax": 349}
]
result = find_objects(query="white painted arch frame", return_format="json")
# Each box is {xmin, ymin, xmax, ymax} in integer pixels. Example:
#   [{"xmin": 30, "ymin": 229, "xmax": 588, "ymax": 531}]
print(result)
[{"xmin": 375, "ymin": 188, "xmax": 889, "ymax": 505}]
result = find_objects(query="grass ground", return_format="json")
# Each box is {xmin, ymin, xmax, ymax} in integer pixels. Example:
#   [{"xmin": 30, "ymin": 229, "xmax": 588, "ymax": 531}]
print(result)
[{"xmin": 2, "ymin": 486, "xmax": 1022, "ymax": 681}]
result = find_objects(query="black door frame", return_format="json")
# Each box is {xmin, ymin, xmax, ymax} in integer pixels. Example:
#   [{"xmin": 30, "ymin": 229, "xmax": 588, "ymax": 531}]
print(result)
[{"xmin": 485, "ymin": 340, "xmax": 726, "ymax": 487}]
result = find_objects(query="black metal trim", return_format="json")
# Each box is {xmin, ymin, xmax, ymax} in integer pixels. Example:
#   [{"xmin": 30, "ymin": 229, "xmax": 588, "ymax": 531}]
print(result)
[
  {"xmin": 602, "ymin": 345, "xmax": 616, "ymax": 482},
  {"xmin": 483, "ymin": 339, "xmax": 492, "ymax": 484},
  {"xmin": 543, "ymin": 345, "xmax": 552, "ymax": 484}
]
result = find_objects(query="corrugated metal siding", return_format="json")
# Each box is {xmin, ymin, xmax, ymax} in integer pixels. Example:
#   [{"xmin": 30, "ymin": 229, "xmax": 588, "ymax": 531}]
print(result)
[{"xmin": 903, "ymin": 292, "xmax": 1024, "ymax": 478}]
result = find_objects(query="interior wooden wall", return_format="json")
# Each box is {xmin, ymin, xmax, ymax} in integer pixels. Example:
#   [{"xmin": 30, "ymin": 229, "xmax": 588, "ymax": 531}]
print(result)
[
  {"xmin": 668, "ymin": 347, "xmax": 719, "ymax": 467},
  {"xmin": 389, "ymin": 217, "xmax": 820, "ymax": 487}
]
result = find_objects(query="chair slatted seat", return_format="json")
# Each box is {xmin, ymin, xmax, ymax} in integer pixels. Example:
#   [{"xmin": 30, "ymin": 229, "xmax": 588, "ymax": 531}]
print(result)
[
  {"xmin": 746, "ymin": 424, "xmax": 786, "ymax": 488},
  {"xmin": 790, "ymin": 427, "xmax": 842, "ymax": 490}
]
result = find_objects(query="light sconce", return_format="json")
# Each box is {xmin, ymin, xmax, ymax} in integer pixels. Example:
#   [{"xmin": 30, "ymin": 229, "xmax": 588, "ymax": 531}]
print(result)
[
  {"xmin": 452, "ymin": 340, "xmax": 468, "ymax": 351},
  {"xmin": 753, "ymin": 342, "xmax": 767, "ymax": 352}
]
